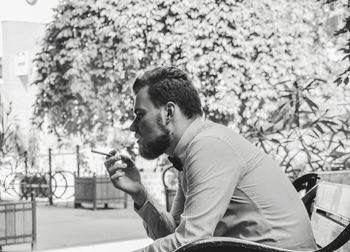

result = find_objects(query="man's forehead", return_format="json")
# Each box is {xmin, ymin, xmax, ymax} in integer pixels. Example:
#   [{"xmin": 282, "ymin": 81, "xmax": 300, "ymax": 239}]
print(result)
[{"xmin": 133, "ymin": 86, "xmax": 154, "ymax": 112}]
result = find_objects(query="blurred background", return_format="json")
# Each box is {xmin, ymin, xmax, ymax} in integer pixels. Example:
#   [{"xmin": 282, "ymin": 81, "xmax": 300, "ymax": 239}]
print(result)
[{"xmin": 0, "ymin": 0, "xmax": 349, "ymax": 251}]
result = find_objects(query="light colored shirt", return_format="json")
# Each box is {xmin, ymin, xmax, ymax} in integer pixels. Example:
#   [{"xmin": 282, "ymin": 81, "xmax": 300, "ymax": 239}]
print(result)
[{"xmin": 135, "ymin": 118, "xmax": 317, "ymax": 252}]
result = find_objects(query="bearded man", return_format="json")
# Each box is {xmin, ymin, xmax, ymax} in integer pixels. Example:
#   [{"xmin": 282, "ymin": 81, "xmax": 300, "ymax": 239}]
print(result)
[{"xmin": 104, "ymin": 66, "xmax": 316, "ymax": 252}]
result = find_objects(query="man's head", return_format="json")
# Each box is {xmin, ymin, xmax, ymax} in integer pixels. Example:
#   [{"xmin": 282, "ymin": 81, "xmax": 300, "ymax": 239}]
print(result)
[
  {"xmin": 130, "ymin": 66, "xmax": 202, "ymax": 159},
  {"xmin": 132, "ymin": 66, "xmax": 203, "ymax": 118}
]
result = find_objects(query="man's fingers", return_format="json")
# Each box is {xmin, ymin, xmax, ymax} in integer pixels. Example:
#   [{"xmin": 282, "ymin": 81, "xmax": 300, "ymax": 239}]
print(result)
[
  {"xmin": 104, "ymin": 155, "xmax": 122, "ymax": 168},
  {"xmin": 108, "ymin": 150, "xmax": 117, "ymax": 157},
  {"xmin": 104, "ymin": 152, "xmax": 135, "ymax": 177},
  {"xmin": 105, "ymin": 150, "xmax": 118, "ymax": 160},
  {"xmin": 120, "ymin": 154, "xmax": 135, "ymax": 167},
  {"xmin": 111, "ymin": 170, "xmax": 125, "ymax": 180},
  {"xmin": 108, "ymin": 163, "xmax": 127, "ymax": 173}
]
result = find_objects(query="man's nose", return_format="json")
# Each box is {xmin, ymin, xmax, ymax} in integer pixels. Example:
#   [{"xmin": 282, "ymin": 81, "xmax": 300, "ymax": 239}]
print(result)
[{"xmin": 130, "ymin": 120, "xmax": 137, "ymax": 132}]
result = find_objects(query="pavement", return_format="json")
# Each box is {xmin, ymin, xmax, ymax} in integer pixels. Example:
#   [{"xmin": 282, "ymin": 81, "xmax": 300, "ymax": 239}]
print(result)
[{"xmin": 1, "ymin": 200, "xmax": 152, "ymax": 252}]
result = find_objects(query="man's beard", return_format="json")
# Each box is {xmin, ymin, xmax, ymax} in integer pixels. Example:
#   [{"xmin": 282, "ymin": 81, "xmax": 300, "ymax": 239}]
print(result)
[{"xmin": 138, "ymin": 115, "xmax": 171, "ymax": 160}]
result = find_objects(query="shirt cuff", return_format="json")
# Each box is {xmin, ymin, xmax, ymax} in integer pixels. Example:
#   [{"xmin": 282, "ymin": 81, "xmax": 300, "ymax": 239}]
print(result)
[
  {"xmin": 134, "ymin": 196, "xmax": 148, "ymax": 212},
  {"xmin": 134, "ymin": 193, "xmax": 161, "ymax": 220}
]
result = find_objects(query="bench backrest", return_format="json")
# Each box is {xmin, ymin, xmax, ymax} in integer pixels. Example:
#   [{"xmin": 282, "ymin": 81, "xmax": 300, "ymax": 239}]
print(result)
[
  {"xmin": 293, "ymin": 170, "xmax": 350, "ymax": 193},
  {"xmin": 310, "ymin": 182, "xmax": 350, "ymax": 251},
  {"xmin": 317, "ymin": 171, "xmax": 350, "ymax": 185},
  {"xmin": 175, "ymin": 181, "xmax": 350, "ymax": 252}
]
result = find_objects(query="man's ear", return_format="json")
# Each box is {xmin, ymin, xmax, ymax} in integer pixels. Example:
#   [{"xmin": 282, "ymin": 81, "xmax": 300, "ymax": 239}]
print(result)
[{"xmin": 165, "ymin": 102, "xmax": 176, "ymax": 123}]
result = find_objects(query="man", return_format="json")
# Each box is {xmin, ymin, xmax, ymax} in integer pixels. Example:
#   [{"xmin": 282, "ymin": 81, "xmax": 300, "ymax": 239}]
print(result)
[{"xmin": 104, "ymin": 66, "xmax": 316, "ymax": 252}]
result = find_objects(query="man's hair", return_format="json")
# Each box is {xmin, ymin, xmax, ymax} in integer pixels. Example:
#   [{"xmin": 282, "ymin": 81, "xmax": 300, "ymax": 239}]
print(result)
[{"xmin": 132, "ymin": 66, "xmax": 203, "ymax": 118}]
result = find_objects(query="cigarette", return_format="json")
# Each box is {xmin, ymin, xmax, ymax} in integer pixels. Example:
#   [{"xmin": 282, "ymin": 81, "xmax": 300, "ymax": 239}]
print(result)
[{"xmin": 91, "ymin": 149, "xmax": 113, "ymax": 157}]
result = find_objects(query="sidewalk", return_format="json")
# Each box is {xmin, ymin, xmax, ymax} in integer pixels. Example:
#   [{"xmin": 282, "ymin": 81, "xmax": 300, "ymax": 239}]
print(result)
[
  {"xmin": 38, "ymin": 239, "xmax": 152, "ymax": 252},
  {"xmin": 2, "ymin": 201, "xmax": 151, "ymax": 252}
]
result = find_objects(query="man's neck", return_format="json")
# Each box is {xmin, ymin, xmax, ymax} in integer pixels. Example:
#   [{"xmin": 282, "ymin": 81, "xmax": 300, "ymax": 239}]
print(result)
[{"xmin": 165, "ymin": 116, "xmax": 200, "ymax": 156}]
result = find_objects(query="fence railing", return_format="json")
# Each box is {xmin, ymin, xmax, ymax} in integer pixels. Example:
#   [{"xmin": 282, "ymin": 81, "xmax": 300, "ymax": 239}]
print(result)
[{"xmin": 1, "ymin": 171, "xmax": 74, "ymax": 201}]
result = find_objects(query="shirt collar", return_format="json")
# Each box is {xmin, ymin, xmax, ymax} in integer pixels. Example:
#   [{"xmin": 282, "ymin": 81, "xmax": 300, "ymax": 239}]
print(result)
[{"xmin": 170, "ymin": 117, "xmax": 205, "ymax": 167}]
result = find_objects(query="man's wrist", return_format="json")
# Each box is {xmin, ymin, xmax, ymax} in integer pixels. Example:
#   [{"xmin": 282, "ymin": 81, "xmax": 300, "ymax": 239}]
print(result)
[{"xmin": 132, "ymin": 185, "xmax": 147, "ymax": 209}]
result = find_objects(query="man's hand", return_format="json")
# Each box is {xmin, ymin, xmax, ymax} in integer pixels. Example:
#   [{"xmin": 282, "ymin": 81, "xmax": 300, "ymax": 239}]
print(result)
[{"xmin": 104, "ymin": 150, "xmax": 146, "ymax": 207}]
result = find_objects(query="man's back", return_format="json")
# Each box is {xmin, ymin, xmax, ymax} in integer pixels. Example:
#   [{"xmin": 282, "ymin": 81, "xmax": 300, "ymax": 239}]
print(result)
[{"xmin": 175, "ymin": 120, "xmax": 316, "ymax": 250}]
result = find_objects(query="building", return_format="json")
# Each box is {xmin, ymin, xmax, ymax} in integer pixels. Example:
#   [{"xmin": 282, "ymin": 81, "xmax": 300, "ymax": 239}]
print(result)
[{"xmin": 0, "ymin": 20, "xmax": 46, "ymax": 143}]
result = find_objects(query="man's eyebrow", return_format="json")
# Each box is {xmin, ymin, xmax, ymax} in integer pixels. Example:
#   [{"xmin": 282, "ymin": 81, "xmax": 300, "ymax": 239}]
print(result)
[{"xmin": 133, "ymin": 108, "xmax": 145, "ymax": 114}]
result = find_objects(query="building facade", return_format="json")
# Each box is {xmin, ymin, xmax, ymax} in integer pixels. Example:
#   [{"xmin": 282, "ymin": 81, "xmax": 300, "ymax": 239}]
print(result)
[{"xmin": 1, "ymin": 21, "xmax": 46, "ymax": 143}]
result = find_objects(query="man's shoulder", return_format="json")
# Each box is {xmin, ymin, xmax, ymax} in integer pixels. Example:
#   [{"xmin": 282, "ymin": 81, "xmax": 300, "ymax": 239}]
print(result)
[
  {"xmin": 196, "ymin": 120, "xmax": 239, "ymax": 141},
  {"xmin": 191, "ymin": 120, "xmax": 259, "ymax": 156}
]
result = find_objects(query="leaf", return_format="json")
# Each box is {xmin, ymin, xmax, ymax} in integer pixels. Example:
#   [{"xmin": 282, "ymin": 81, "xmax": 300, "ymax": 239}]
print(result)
[
  {"xmin": 303, "ymin": 96, "xmax": 319, "ymax": 111},
  {"xmin": 344, "ymin": 77, "xmax": 349, "ymax": 85},
  {"xmin": 312, "ymin": 129, "xmax": 320, "ymax": 138},
  {"xmin": 334, "ymin": 77, "xmax": 343, "ymax": 86},
  {"xmin": 330, "ymin": 151, "xmax": 346, "ymax": 159},
  {"xmin": 270, "ymin": 138, "xmax": 280, "ymax": 144},
  {"xmin": 315, "ymin": 124, "xmax": 324, "ymax": 134},
  {"xmin": 320, "ymin": 120, "xmax": 337, "ymax": 126}
]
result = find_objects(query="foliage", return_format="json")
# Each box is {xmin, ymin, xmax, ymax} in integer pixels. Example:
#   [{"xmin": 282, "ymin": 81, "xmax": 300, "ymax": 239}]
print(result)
[
  {"xmin": 155, "ymin": 0, "xmax": 341, "ymax": 130},
  {"xmin": 33, "ymin": 0, "xmax": 136, "ymax": 144},
  {"xmin": 245, "ymin": 78, "xmax": 350, "ymax": 179},
  {"xmin": 33, "ymin": 0, "xmax": 350, "ymax": 176},
  {"xmin": 0, "ymin": 102, "xmax": 26, "ymax": 172},
  {"xmin": 326, "ymin": 0, "xmax": 350, "ymax": 86},
  {"xmin": 243, "ymin": 0, "xmax": 350, "ymax": 179},
  {"xmin": 34, "ymin": 0, "xmax": 342, "ymax": 138}
]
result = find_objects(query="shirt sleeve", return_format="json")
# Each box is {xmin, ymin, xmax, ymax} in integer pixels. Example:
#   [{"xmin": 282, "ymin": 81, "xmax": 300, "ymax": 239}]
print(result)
[
  {"xmin": 135, "ymin": 190, "xmax": 177, "ymax": 240},
  {"xmin": 170, "ymin": 174, "xmax": 185, "ymax": 226},
  {"xmin": 139, "ymin": 136, "xmax": 245, "ymax": 252}
]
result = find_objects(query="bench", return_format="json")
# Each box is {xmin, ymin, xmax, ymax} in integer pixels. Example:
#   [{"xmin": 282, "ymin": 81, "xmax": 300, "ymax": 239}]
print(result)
[
  {"xmin": 292, "ymin": 170, "xmax": 350, "ymax": 216},
  {"xmin": 174, "ymin": 181, "xmax": 350, "ymax": 252},
  {"xmin": 293, "ymin": 170, "xmax": 350, "ymax": 193}
]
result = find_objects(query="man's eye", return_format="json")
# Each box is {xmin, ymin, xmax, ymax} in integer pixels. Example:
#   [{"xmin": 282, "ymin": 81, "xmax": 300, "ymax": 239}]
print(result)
[{"xmin": 135, "ymin": 113, "xmax": 144, "ymax": 119}]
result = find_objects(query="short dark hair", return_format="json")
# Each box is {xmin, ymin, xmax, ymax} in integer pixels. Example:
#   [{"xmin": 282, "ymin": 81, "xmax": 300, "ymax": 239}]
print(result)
[{"xmin": 132, "ymin": 66, "xmax": 203, "ymax": 118}]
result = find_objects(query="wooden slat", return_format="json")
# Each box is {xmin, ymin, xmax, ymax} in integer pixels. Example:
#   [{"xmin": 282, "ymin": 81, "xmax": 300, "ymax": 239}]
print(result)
[
  {"xmin": 0, "ymin": 205, "xmax": 5, "ymax": 245},
  {"xmin": 318, "ymin": 170, "xmax": 350, "ymax": 185},
  {"xmin": 311, "ymin": 213, "xmax": 350, "ymax": 252},
  {"xmin": 5, "ymin": 205, "xmax": 15, "ymax": 240},
  {"xmin": 23, "ymin": 204, "xmax": 33, "ymax": 238},
  {"xmin": 15, "ymin": 204, "xmax": 24, "ymax": 243},
  {"xmin": 5, "ymin": 204, "xmax": 15, "ymax": 245},
  {"xmin": 314, "ymin": 182, "xmax": 350, "ymax": 220}
]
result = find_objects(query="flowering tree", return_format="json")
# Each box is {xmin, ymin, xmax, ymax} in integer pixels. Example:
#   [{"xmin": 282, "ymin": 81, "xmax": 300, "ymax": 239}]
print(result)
[
  {"xmin": 34, "ymin": 1, "xmax": 133, "ymax": 145},
  {"xmin": 331, "ymin": 0, "xmax": 350, "ymax": 86},
  {"xmin": 33, "ymin": 0, "xmax": 349, "ymax": 175},
  {"xmin": 34, "ymin": 0, "xmax": 341, "ymax": 136}
]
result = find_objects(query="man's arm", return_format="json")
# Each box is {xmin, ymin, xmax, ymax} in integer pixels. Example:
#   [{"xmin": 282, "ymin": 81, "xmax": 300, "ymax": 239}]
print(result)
[
  {"xmin": 135, "ymin": 188, "xmax": 179, "ymax": 240},
  {"xmin": 139, "ymin": 136, "xmax": 244, "ymax": 252},
  {"xmin": 135, "ymin": 174, "xmax": 185, "ymax": 240},
  {"xmin": 104, "ymin": 151, "xmax": 182, "ymax": 240},
  {"xmin": 170, "ymin": 175, "xmax": 185, "ymax": 226}
]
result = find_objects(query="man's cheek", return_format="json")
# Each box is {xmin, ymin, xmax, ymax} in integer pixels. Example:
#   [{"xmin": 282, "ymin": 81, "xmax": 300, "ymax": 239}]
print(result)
[{"xmin": 140, "ymin": 123, "xmax": 154, "ymax": 136}]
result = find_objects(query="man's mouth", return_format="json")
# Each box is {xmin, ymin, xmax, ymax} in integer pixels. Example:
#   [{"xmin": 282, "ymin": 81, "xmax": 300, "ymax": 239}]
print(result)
[{"xmin": 135, "ymin": 133, "xmax": 141, "ymax": 140}]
